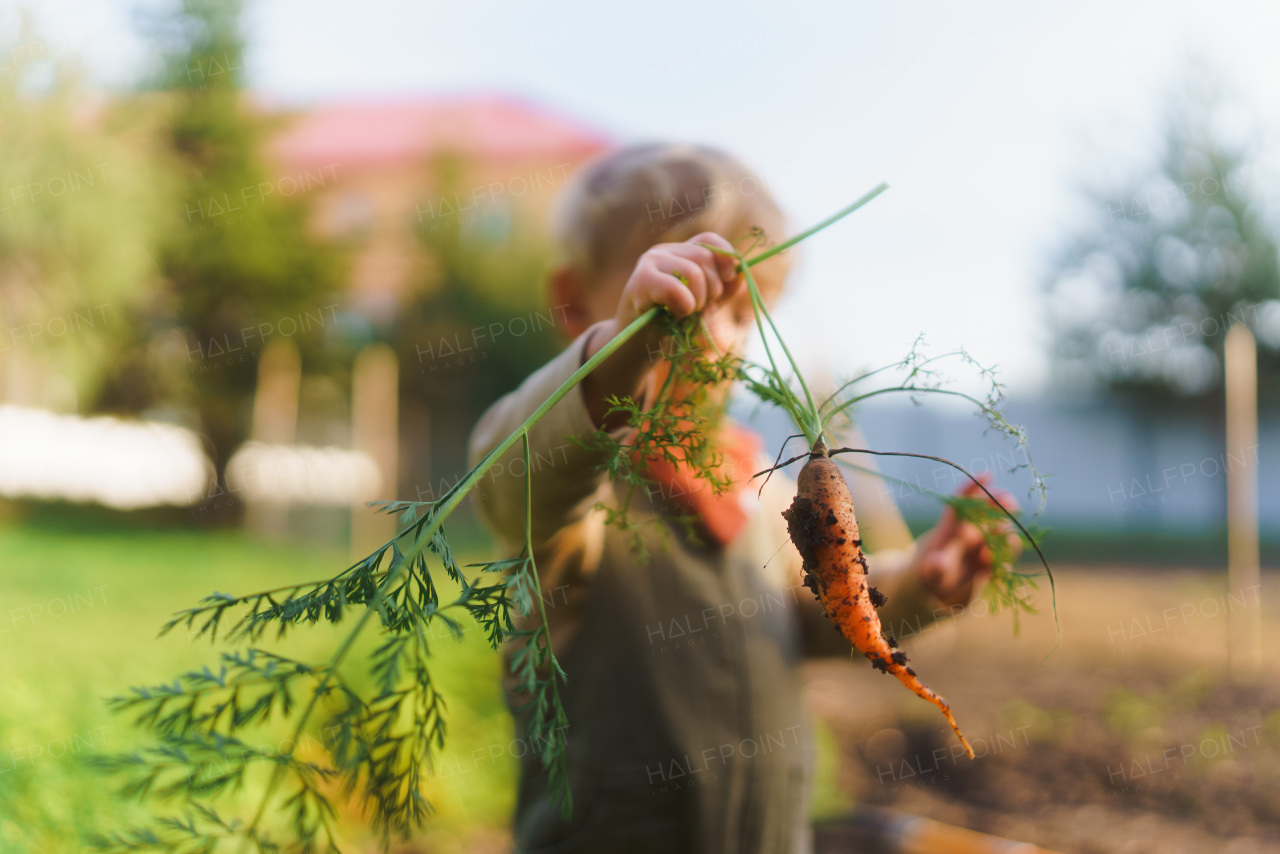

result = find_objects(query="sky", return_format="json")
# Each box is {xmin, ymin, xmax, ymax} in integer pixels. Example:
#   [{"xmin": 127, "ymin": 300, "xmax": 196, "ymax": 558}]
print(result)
[{"xmin": 9, "ymin": 0, "xmax": 1280, "ymax": 397}]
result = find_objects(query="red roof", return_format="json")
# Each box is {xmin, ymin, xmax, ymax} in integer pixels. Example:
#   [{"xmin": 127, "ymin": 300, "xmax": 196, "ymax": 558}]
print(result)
[{"xmin": 270, "ymin": 95, "xmax": 612, "ymax": 170}]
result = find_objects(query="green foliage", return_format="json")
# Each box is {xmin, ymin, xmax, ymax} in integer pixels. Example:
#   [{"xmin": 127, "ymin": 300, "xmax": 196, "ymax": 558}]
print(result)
[
  {"xmin": 91, "ymin": 489, "xmax": 572, "ymax": 849},
  {"xmin": 947, "ymin": 495, "xmax": 1043, "ymax": 633},
  {"xmin": 838, "ymin": 448, "xmax": 1054, "ymax": 642},
  {"xmin": 1102, "ymin": 687, "xmax": 1165, "ymax": 741},
  {"xmin": 1044, "ymin": 65, "xmax": 1280, "ymax": 403},
  {"xmin": 574, "ymin": 310, "xmax": 743, "ymax": 560},
  {"xmin": 100, "ymin": 0, "xmax": 346, "ymax": 476},
  {"xmin": 0, "ymin": 27, "xmax": 177, "ymax": 409},
  {"xmin": 577, "ymin": 217, "xmax": 1056, "ymax": 649},
  {"xmin": 819, "ymin": 335, "xmax": 1047, "ymax": 510},
  {"xmin": 0, "ymin": 522, "xmax": 519, "ymax": 853},
  {"xmin": 402, "ymin": 154, "xmax": 563, "ymax": 489},
  {"xmin": 734, "ymin": 232, "xmax": 1056, "ymax": 643},
  {"xmin": 0, "ymin": 525, "xmax": 333, "ymax": 852}
]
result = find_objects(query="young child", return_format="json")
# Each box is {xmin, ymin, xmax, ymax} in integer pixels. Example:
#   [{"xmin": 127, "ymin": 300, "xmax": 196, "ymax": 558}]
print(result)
[{"xmin": 467, "ymin": 143, "xmax": 1015, "ymax": 853}]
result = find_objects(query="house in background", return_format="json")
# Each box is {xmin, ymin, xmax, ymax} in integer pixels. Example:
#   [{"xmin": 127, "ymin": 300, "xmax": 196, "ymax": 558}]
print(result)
[
  {"xmin": 270, "ymin": 96, "xmax": 608, "ymax": 326},
  {"xmin": 247, "ymin": 96, "xmax": 611, "ymax": 551}
]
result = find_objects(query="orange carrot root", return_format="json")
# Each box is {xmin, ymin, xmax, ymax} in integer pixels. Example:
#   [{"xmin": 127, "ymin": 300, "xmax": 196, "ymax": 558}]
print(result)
[{"xmin": 783, "ymin": 444, "xmax": 976, "ymax": 760}]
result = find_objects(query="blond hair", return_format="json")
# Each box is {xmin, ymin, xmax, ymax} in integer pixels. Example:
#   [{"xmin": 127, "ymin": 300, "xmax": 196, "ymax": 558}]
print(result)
[{"xmin": 551, "ymin": 143, "xmax": 790, "ymax": 287}]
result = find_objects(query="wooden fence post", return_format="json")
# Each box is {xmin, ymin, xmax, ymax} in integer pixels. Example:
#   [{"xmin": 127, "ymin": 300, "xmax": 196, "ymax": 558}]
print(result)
[
  {"xmin": 351, "ymin": 342, "xmax": 399, "ymax": 557},
  {"xmin": 245, "ymin": 338, "xmax": 301, "ymax": 536},
  {"xmin": 1224, "ymin": 322, "xmax": 1261, "ymax": 678}
]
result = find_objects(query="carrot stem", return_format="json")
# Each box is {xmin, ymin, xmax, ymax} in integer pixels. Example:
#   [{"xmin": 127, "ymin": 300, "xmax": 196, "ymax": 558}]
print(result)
[
  {"xmin": 741, "ymin": 258, "xmax": 822, "ymax": 443},
  {"xmin": 698, "ymin": 181, "xmax": 892, "ymax": 447},
  {"xmin": 739, "ymin": 182, "xmax": 890, "ymax": 270}
]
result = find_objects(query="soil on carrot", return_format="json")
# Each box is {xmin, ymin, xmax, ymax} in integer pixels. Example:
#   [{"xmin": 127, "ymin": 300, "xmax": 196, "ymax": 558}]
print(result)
[
  {"xmin": 783, "ymin": 494, "xmax": 823, "ymax": 573},
  {"xmin": 802, "ymin": 565, "xmax": 1280, "ymax": 854}
]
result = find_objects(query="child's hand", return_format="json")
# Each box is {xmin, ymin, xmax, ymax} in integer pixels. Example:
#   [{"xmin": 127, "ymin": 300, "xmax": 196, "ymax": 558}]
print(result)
[
  {"xmin": 581, "ymin": 232, "xmax": 744, "ymax": 431},
  {"xmin": 613, "ymin": 232, "xmax": 743, "ymax": 330},
  {"xmin": 912, "ymin": 474, "xmax": 1023, "ymax": 609}
]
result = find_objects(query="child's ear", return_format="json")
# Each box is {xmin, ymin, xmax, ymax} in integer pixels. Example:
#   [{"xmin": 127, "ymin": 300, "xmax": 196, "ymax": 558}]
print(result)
[{"xmin": 549, "ymin": 265, "xmax": 595, "ymax": 339}]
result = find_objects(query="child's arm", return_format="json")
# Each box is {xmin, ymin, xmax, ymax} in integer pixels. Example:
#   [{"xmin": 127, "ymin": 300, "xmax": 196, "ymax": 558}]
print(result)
[
  {"xmin": 466, "ymin": 328, "xmax": 629, "ymax": 549},
  {"xmin": 467, "ymin": 232, "xmax": 742, "ymax": 548}
]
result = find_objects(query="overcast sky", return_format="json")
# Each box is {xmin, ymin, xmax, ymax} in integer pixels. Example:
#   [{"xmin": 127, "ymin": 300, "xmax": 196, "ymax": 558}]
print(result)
[{"xmin": 9, "ymin": 0, "xmax": 1280, "ymax": 397}]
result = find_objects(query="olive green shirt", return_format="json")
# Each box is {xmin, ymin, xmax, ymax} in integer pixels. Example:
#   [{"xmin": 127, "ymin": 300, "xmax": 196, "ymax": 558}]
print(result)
[{"xmin": 467, "ymin": 324, "xmax": 942, "ymax": 854}]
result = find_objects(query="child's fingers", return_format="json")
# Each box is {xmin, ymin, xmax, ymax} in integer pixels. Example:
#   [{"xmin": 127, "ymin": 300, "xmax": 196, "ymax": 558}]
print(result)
[
  {"xmin": 628, "ymin": 233, "xmax": 740, "ymax": 325},
  {"xmin": 665, "ymin": 242, "xmax": 725, "ymax": 308},
  {"xmin": 959, "ymin": 471, "xmax": 992, "ymax": 496},
  {"xmin": 688, "ymin": 234, "xmax": 743, "ymax": 300},
  {"xmin": 930, "ymin": 502, "xmax": 960, "ymax": 546},
  {"xmin": 1006, "ymin": 530, "xmax": 1024, "ymax": 557},
  {"xmin": 688, "ymin": 232, "xmax": 740, "ymax": 289},
  {"xmin": 987, "ymin": 489, "xmax": 1020, "ymax": 516},
  {"xmin": 958, "ymin": 518, "xmax": 987, "ymax": 551},
  {"xmin": 959, "ymin": 474, "xmax": 1021, "ymax": 516},
  {"xmin": 638, "ymin": 253, "xmax": 703, "ymax": 316}
]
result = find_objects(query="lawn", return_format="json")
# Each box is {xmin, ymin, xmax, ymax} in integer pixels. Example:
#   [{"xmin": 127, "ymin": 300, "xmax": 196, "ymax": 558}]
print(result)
[
  {"xmin": 0, "ymin": 514, "xmax": 850, "ymax": 853},
  {"xmin": 8, "ymin": 513, "xmax": 1273, "ymax": 854},
  {"xmin": 0, "ymin": 517, "xmax": 520, "ymax": 853}
]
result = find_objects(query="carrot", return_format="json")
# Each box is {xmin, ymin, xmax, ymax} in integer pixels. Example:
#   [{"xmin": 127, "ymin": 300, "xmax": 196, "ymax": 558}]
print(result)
[{"xmin": 782, "ymin": 440, "xmax": 976, "ymax": 760}]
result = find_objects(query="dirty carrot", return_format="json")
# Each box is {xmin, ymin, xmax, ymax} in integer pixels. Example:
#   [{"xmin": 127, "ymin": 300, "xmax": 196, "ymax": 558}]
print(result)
[{"xmin": 782, "ymin": 438, "xmax": 976, "ymax": 759}]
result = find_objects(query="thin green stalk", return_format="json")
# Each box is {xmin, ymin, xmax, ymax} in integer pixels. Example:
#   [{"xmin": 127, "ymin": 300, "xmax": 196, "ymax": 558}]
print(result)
[
  {"xmin": 834, "ymin": 458, "xmax": 1045, "ymax": 578},
  {"xmin": 817, "ymin": 351, "xmax": 968, "ymax": 419},
  {"xmin": 438, "ymin": 307, "xmax": 660, "ymax": 510},
  {"xmin": 238, "ymin": 599, "xmax": 374, "ymax": 850},
  {"xmin": 698, "ymin": 184, "xmax": 892, "ymax": 447},
  {"xmin": 699, "ymin": 246, "xmax": 815, "ymax": 442},
  {"xmin": 826, "ymin": 385, "xmax": 991, "ymax": 420},
  {"xmin": 523, "ymin": 433, "xmax": 564, "ymax": 681},
  {"xmin": 739, "ymin": 182, "xmax": 889, "ymax": 269},
  {"xmin": 740, "ymin": 260, "xmax": 821, "ymax": 440},
  {"xmin": 521, "ymin": 434, "xmax": 570, "ymax": 810}
]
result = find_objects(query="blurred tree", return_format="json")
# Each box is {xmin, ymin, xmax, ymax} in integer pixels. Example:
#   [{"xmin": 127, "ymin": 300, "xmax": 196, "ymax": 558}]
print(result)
[
  {"xmin": 400, "ymin": 154, "xmax": 565, "ymax": 499},
  {"xmin": 0, "ymin": 23, "xmax": 176, "ymax": 412},
  {"xmin": 1043, "ymin": 67, "xmax": 1280, "ymax": 406},
  {"xmin": 106, "ymin": 0, "xmax": 347, "ymax": 511}
]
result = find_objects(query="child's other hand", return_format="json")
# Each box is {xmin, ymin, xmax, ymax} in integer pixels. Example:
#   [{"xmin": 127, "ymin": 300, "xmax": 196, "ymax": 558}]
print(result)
[
  {"xmin": 911, "ymin": 473, "xmax": 1022, "ymax": 609},
  {"xmin": 613, "ymin": 232, "xmax": 743, "ymax": 330}
]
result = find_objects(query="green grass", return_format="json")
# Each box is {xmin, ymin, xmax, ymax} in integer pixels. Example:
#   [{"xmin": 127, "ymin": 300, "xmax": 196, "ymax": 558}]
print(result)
[
  {"xmin": 0, "ymin": 516, "xmax": 853, "ymax": 852},
  {"xmin": 0, "ymin": 520, "xmax": 516, "ymax": 853}
]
